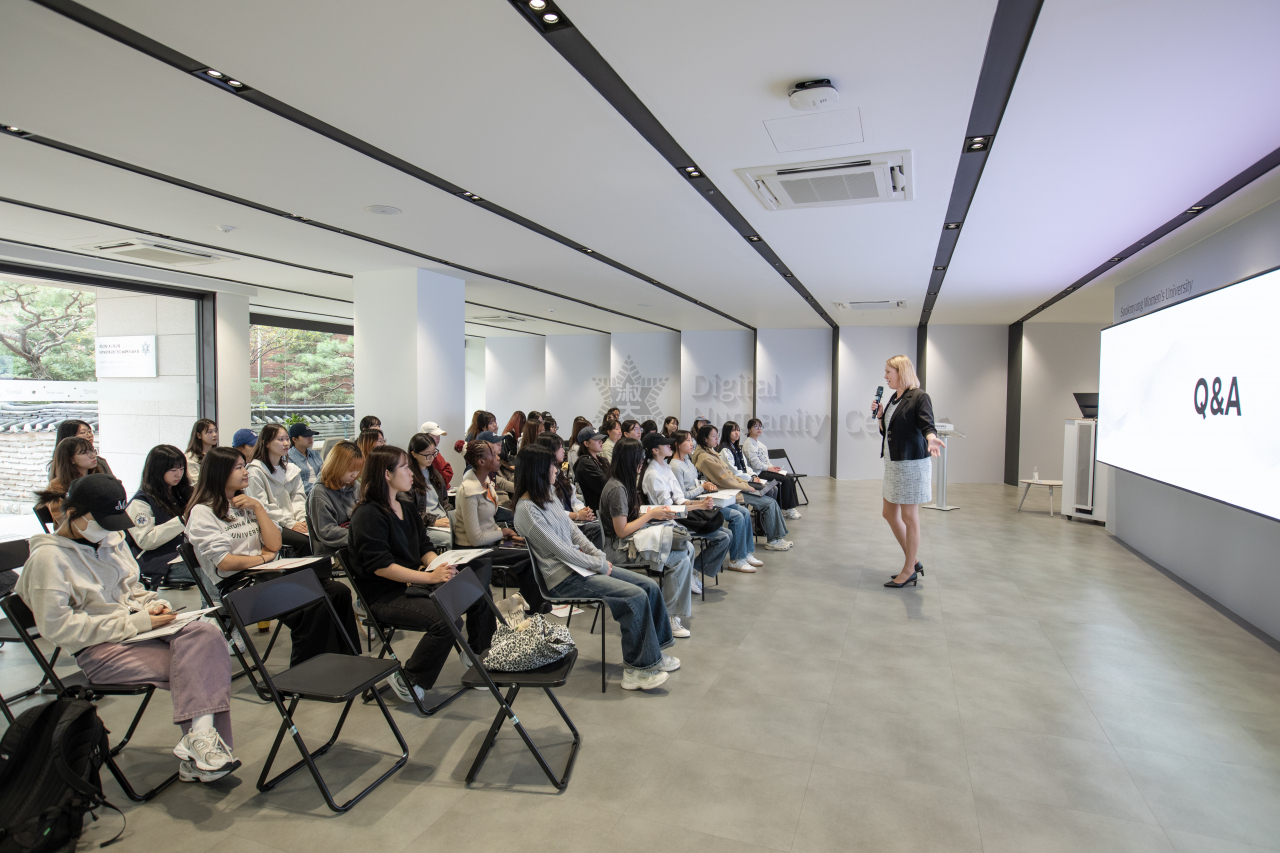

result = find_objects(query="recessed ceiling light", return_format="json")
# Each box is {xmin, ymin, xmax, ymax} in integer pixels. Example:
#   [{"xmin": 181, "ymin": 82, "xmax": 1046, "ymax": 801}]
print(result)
[
  {"xmin": 205, "ymin": 69, "xmax": 223, "ymax": 78},
  {"xmin": 543, "ymin": 12, "xmax": 559, "ymax": 22},
  {"xmin": 944, "ymin": 222, "xmax": 961, "ymax": 230},
  {"xmin": 746, "ymin": 235, "xmax": 761, "ymax": 242},
  {"xmin": 582, "ymin": 248, "xmax": 594, "ymax": 253},
  {"xmin": 783, "ymin": 273, "xmax": 793, "ymax": 277},
  {"xmin": 228, "ymin": 81, "xmax": 243, "ymax": 87},
  {"xmin": 684, "ymin": 167, "xmax": 696, "ymax": 172},
  {"xmin": 972, "ymin": 137, "xmax": 986, "ymax": 142},
  {"xmin": 1110, "ymin": 257, "xmax": 1122, "ymax": 262},
  {"xmin": 364, "ymin": 205, "xmax": 402, "ymax": 215},
  {"xmin": 969, "ymin": 142, "xmax": 985, "ymax": 150},
  {"xmin": 689, "ymin": 171, "xmax": 701, "ymax": 177},
  {"xmin": 529, "ymin": 0, "xmax": 546, "ymax": 8},
  {"xmin": 3, "ymin": 126, "xmax": 19, "ymax": 132},
  {"xmin": 934, "ymin": 266, "xmax": 946, "ymax": 271}
]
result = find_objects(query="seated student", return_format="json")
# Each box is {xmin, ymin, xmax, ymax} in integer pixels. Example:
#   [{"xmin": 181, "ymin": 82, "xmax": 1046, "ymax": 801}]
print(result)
[
  {"xmin": 456, "ymin": 440, "xmax": 545, "ymax": 611},
  {"xmin": 408, "ymin": 432, "xmax": 453, "ymax": 551},
  {"xmin": 599, "ymin": 418, "xmax": 623, "ymax": 464},
  {"xmin": 500, "ymin": 410, "xmax": 526, "ymax": 462},
  {"xmin": 690, "ymin": 417, "xmax": 709, "ymax": 436},
  {"xmin": 671, "ymin": 430, "xmax": 761, "ymax": 572},
  {"xmin": 513, "ymin": 444, "xmax": 678, "ymax": 691},
  {"xmin": 542, "ymin": 415, "xmax": 558, "ymax": 435},
  {"xmin": 605, "ymin": 406, "xmax": 621, "ymax": 422},
  {"xmin": 186, "ymin": 447, "xmax": 359, "ymax": 665},
  {"xmin": 741, "ymin": 418, "xmax": 802, "ymax": 519},
  {"xmin": 662, "ymin": 416, "xmax": 680, "ymax": 437},
  {"xmin": 307, "ymin": 440, "xmax": 363, "ymax": 559},
  {"xmin": 246, "ymin": 424, "xmax": 311, "ymax": 556},
  {"xmin": 519, "ymin": 418, "xmax": 543, "ymax": 452},
  {"xmin": 572, "ymin": 425, "xmax": 610, "ymax": 512},
  {"xmin": 640, "ymin": 420, "xmax": 658, "ymax": 437},
  {"xmin": 185, "ymin": 418, "xmax": 218, "ymax": 485},
  {"xmin": 287, "ymin": 423, "xmax": 324, "ymax": 497},
  {"xmin": 565, "ymin": 415, "xmax": 592, "ymax": 473},
  {"xmin": 356, "ymin": 428, "xmax": 386, "ymax": 460},
  {"xmin": 359, "ymin": 415, "xmax": 381, "ymax": 432},
  {"xmin": 694, "ymin": 425, "xmax": 792, "ymax": 551},
  {"xmin": 127, "ymin": 444, "xmax": 196, "ymax": 589},
  {"xmin": 535, "ymin": 433, "xmax": 602, "ymax": 547},
  {"xmin": 231, "ymin": 428, "xmax": 257, "ymax": 464},
  {"xmin": 621, "ymin": 420, "xmax": 643, "ymax": 442},
  {"xmin": 419, "ymin": 421, "xmax": 454, "ymax": 487},
  {"xmin": 52, "ymin": 419, "xmax": 114, "ymax": 480},
  {"xmin": 602, "ymin": 438, "xmax": 696, "ymax": 638},
  {"xmin": 20, "ymin": 474, "xmax": 241, "ymax": 783},
  {"xmin": 349, "ymin": 446, "xmax": 496, "ymax": 705},
  {"xmin": 641, "ymin": 432, "xmax": 731, "ymax": 590},
  {"xmin": 37, "ymin": 437, "xmax": 104, "ymax": 526},
  {"xmin": 466, "ymin": 410, "xmax": 498, "ymax": 442}
]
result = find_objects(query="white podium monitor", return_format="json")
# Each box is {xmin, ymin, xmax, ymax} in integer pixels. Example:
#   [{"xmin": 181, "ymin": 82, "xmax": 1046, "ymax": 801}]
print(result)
[{"xmin": 1098, "ymin": 266, "xmax": 1280, "ymax": 520}]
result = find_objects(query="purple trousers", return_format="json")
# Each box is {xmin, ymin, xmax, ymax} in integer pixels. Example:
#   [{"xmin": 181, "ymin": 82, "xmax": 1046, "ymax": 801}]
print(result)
[{"xmin": 75, "ymin": 620, "xmax": 234, "ymax": 747}]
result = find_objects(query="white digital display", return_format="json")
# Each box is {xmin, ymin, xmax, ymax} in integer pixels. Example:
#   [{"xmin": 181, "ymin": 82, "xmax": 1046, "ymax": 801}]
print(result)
[{"xmin": 1098, "ymin": 266, "xmax": 1280, "ymax": 519}]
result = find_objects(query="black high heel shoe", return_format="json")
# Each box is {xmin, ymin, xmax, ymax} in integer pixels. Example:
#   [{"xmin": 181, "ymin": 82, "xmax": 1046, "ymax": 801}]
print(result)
[
  {"xmin": 884, "ymin": 570, "xmax": 919, "ymax": 588},
  {"xmin": 890, "ymin": 561, "xmax": 924, "ymax": 579}
]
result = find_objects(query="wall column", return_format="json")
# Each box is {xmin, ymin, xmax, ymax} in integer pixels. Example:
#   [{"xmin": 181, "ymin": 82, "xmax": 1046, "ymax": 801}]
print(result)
[
  {"xmin": 354, "ymin": 268, "xmax": 465, "ymax": 471},
  {"xmin": 215, "ymin": 292, "xmax": 251, "ymax": 444}
]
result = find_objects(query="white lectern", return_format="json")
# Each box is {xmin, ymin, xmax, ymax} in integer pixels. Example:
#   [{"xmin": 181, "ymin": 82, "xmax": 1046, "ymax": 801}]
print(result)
[{"xmin": 923, "ymin": 423, "xmax": 963, "ymax": 511}]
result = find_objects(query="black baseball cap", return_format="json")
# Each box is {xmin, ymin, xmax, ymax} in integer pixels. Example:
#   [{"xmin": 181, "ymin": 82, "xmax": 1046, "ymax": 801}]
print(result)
[
  {"xmin": 577, "ymin": 426, "xmax": 607, "ymax": 444},
  {"xmin": 642, "ymin": 432, "xmax": 674, "ymax": 451},
  {"xmin": 288, "ymin": 423, "xmax": 317, "ymax": 439},
  {"xmin": 476, "ymin": 430, "xmax": 503, "ymax": 444},
  {"xmin": 64, "ymin": 474, "xmax": 134, "ymax": 531}
]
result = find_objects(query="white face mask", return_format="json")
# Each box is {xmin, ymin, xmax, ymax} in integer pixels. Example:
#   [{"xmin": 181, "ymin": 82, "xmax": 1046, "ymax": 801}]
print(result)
[{"xmin": 77, "ymin": 517, "xmax": 113, "ymax": 543}]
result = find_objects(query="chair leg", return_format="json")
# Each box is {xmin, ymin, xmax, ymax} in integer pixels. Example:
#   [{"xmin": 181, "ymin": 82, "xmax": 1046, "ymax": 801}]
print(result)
[
  {"xmin": 796, "ymin": 477, "xmax": 809, "ymax": 506},
  {"xmin": 465, "ymin": 685, "xmax": 520, "ymax": 785},
  {"xmin": 600, "ymin": 609, "xmax": 607, "ymax": 693},
  {"xmin": 102, "ymin": 752, "xmax": 179, "ymax": 803},
  {"xmin": 107, "ymin": 686, "xmax": 155, "ymax": 755},
  {"xmin": 0, "ymin": 693, "xmax": 12, "ymax": 725},
  {"xmin": 261, "ymin": 620, "xmax": 284, "ymax": 662}
]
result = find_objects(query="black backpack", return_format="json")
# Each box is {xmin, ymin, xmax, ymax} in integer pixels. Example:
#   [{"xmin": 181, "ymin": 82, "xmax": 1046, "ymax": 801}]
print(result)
[{"xmin": 0, "ymin": 697, "xmax": 123, "ymax": 851}]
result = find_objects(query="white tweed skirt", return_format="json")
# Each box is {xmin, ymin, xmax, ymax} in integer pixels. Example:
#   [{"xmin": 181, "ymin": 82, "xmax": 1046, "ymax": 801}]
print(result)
[{"xmin": 883, "ymin": 457, "xmax": 932, "ymax": 505}]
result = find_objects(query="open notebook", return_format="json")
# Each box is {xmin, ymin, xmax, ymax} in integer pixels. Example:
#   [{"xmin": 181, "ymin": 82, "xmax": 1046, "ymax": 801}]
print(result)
[{"xmin": 124, "ymin": 606, "xmax": 220, "ymax": 643}]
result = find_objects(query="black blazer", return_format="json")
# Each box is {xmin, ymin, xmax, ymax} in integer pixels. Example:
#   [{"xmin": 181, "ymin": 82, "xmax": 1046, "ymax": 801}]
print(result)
[{"xmin": 878, "ymin": 388, "xmax": 938, "ymax": 461}]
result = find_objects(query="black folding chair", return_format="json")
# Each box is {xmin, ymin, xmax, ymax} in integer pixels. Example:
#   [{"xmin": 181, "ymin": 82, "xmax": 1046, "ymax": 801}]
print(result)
[
  {"xmin": 337, "ymin": 547, "xmax": 468, "ymax": 717},
  {"xmin": 431, "ymin": 568, "xmax": 580, "ymax": 789},
  {"xmin": 0, "ymin": 594, "xmax": 179, "ymax": 802},
  {"xmin": 526, "ymin": 545, "xmax": 615, "ymax": 693},
  {"xmin": 222, "ymin": 571, "xmax": 407, "ymax": 813},
  {"xmin": 177, "ymin": 539, "xmax": 282, "ymax": 702},
  {"xmin": 32, "ymin": 504, "xmax": 55, "ymax": 533},
  {"xmin": 767, "ymin": 448, "xmax": 809, "ymax": 506},
  {"xmin": 0, "ymin": 538, "xmax": 64, "ymax": 724}
]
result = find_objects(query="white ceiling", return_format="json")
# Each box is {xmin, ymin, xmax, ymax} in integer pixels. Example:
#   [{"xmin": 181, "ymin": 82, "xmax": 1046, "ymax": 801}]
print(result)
[{"xmin": 0, "ymin": 0, "xmax": 1277, "ymax": 334}]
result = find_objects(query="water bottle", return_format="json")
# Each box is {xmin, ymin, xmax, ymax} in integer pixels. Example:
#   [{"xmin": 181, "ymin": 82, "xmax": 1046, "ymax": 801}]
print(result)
[{"xmin": 1033, "ymin": 467, "xmax": 1039, "ymax": 483}]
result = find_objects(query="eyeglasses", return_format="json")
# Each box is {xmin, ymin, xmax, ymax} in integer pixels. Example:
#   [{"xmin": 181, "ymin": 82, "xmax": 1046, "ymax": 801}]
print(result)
[{"xmin": 415, "ymin": 449, "xmax": 439, "ymax": 460}]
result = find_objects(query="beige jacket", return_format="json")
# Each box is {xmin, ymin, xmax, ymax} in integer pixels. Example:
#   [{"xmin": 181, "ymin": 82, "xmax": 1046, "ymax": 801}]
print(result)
[{"xmin": 692, "ymin": 446, "xmax": 756, "ymax": 495}]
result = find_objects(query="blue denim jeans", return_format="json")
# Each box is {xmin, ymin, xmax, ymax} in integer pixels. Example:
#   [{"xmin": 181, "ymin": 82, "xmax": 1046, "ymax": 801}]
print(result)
[
  {"xmin": 744, "ymin": 492, "xmax": 788, "ymax": 541},
  {"xmin": 550, "ymin": 567, "xmax": 673, "ymax": 670},
  {"xmin": 719, "ymin": 503, "xmax": 756, "ymax": 561},
  {"xmin": 693, "ymin": 526, "xmax": 732, "ymax": 577}
]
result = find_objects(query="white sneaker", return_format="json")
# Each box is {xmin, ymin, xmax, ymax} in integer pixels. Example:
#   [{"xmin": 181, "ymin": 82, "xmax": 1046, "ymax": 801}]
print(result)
[
  {"xmin": 766, "ymin": 539, "xmax": 793, "ymax": 551},
  {"xmin": 389, "ymin": 671, "xmax": 425, "ymax": 704},
  {"xmin": 726, "ymin": 559, "xmax": 757, "ymax": 573},
  {"xmin": 658, "ymin": 653, "xmax": 681, "ymax": 672},
  {"xmin": 745, "ymin": 554, "xmax": 764, "ymax": 567},
  {"xmin": 785, "ymin": 508, "xmax": 802, "ymax": 520},
  {"xmin": 227, "ymin": 629, "xmax": 247, "ymax": 655},
  {"xmin": 691, "ymin": 576, "xmax": 703, "ymax": 594},
  {"xmin": 178, "ymin": 758, "xmax": 239, "ymax": 783},
  {"xmin": 621, "ymin": 666, "xmax": 670, "ymax": 691},
  {"xmin": 174, "ymin": 729, "xmax": 235, "ymax": 772},
  {"xmin": 670, "ymin": 616, "xmax": 691, "ymax": 638}
]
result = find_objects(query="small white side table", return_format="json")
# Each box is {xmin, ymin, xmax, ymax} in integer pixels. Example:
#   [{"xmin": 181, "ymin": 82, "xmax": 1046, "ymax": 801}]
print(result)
[{"xmin": 1017, "ymin": 479, "xmax": 1062, "ymax": 516}]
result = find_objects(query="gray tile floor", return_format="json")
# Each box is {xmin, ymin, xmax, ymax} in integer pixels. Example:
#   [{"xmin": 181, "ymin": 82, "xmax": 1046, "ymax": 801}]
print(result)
[{"xmin": 4, "ymin": 480, "xmax": 1280, "ymax": 852}]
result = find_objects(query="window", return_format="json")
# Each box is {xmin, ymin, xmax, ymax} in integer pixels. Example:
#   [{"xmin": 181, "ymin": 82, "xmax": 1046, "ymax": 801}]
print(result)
[{"xmin": 248, "ymin": 321, "xmax": 355, "ymax": 439}]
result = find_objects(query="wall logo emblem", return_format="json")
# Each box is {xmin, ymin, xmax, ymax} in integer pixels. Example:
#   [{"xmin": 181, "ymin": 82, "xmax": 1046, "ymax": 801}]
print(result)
[{"xmin": 596, "ymin": 355, "xmax": 667, "ymax": 421}]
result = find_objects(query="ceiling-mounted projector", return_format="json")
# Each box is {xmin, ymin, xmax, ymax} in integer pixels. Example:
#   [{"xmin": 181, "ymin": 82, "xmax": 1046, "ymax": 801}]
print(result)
[{"xmin": 788, "ymin": 79, "xmax": 839, "ymax": 111}]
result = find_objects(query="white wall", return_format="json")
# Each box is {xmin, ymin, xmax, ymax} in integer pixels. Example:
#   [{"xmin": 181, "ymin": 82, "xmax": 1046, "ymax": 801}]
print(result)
[
  {"xmin": 545, "ymin": 334, "xmax": 610, "ymax": 428},
  {"xmin": 680, "ymin": 330, "xmax": 754, "ymax": 430},
  {"xmin": 464, "ymin": 337, "xmax": 485, "ymax": 425},
  {"xmin": 485, "ymin": 336, "xmax": 546, "ymax": 426},
  {"xmin": 215, "ymin": 291, "xmax": 250, "ymax": 442},
  {"xmin": 756, "ymin": 328, "xmax": 831, "ymax": 477},
  {"xmin": 836, "ymin": 326, "xmax": 915, "ymax": 480},
  {"xmin": 608, "ymin": 332, "xmax": 680, "ymax": 425},
  {"xmin": 96, "ymin": 289, "xmax": 201, "ymax": 492},
  {"xmin": 925, "ymin": 325, "xmax": 1007, "ymax": 483},
  {"xmin": 1019, "ymin": 323, "xmax": 1103, "ymax": 481}
]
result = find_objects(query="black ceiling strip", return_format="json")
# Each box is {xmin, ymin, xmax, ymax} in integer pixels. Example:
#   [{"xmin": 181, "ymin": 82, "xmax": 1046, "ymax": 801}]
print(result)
[
  {"xmin": 919, "ymin": 0, "xmax": 1043, "ymax": 326},
  {"xmin": 249, "ymin": 312, "xmax": 352, "ymax": 336},
  {"xmin": 26, "ymin": 0, "xmax": 751, "ymax": 331},
  {"xmin": 0, "ymin": 133, "xmax": 677, "ymax": 332},
  {"xmin": 0, "ymin": 194, "xmax": 351, "ymax": 279},
  {"xmin": 1017, "ymin": 143, "xmax": 1280, "ymax": 324},
  {"xmin": 465, "ymin": 321, "xmax": 544, "ymax": 338},
  {"xmin": 465, "ymin": 300, "xmax": 605, "ymax": 334},
  {"xmin": 510, "ymin": 1, "xmax": 835, "ymax": 328}
]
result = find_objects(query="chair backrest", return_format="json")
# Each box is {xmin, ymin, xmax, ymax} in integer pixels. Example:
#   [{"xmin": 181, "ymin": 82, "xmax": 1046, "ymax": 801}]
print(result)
[
  {"xmin": 429, "ymin": 567, "xmax": 493, "ymax": 626},
  {"xmin": 767, "ymin": 448, "xmax": 787, "ymax": 460},
  {"xmin": 223, "ymin": 569, "xmax": 327, "ymax": 629},
  {"xmin": 0, "ymin": 594, "xmax": 65, "ymax": 693},
  {"xmin": 33, "ymin": 505, "xmax": 55, "ymax": 533},
  {"xmin": 177, "ymin": 539, "xmax": 218, "ymax": 608},
  {"xmin": 524, "ymin": 543, "xmax": 555, "ymax": 600},
  {"xmin": 0, "ymin": 538, "xmax": 30, "ymax": 572},
  {"xmin": 303, "ymin": 493, "xmax": 319, "ymax": 555}
]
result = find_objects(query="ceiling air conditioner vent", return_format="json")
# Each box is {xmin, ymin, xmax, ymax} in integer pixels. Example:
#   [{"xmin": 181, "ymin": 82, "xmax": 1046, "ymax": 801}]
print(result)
[
  {"xmin": 74, "ymin": 239, "xmax": 232, "ymax": 266},
  {"xmin": 471, "ymin": 315, "xmax": 527, "ymax": 323},
  {"xmin": 736, "ymin": 150, "xmax": 912, "ymax": 211},
  {"xmin": 834, "ymin": 300, "xmax": 906, "ymax": 311}
]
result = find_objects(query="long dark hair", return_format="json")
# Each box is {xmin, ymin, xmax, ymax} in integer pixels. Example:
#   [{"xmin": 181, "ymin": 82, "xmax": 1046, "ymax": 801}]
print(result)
[
  {"xmin": 514, "ymin": 445, "xmax": 556, "ymax": 509},
  {"xmin": 407, "ymin": 432, "xmax": 447, "ymax": 502},
  {"xmin": 37, "ymin": 437, "xmax": 97, "ymax": 504},
  {"xmin": 607, "ymin": 437, "xmax": 645, "ymax": 523},
  {"xmin": 640, "ymin": 420, "xmax": 657, "ymax": 436},
  {"xmin": 467, "ymin": 409, "xmax": 496, "ymax": 439},
  {"xmin": 251, "ymin": 423, "xmax": 288, "ymax": 473},
  {"xmin": 567, "ymin": 416, "xmax": 591, "ymax": 449},
  {"xmin": 662, "ymin": 416, "xmax": 679, "ymax": 436},
  {"xmin": 621, "ymin": 419, "xmax": 639, "ymax": 437},
  {"xmin": 54, "ymin": 419, "xmax": 91, "ymax": 448},
  {"xmin": 670, "ymin": 429, "xmax": 693, "ymax": 459},
  {"xmin": 695, "ymin": 424, "xmax": 718, "ymax": 451},
  {"xmin": 536, "ymin": 433, "xmax": 573, "ymax": 507},
  {"xmin": 140, "ymin": 444, "xmax": 192, "ymax": 518},
  {"xmin": 502, "ymin": 410, "xmax": 526, "ymax": 439},
  {"xmin": 185, "ymin": 418, "xmax": 217, "ymax": 461},
  {"xmin": 720, "ymin": 421, "xmax": 742, "ymax": 451},
  {"xmin": 356, "ymin": 428, "xmax": 383, "ymax": 459},
  {"xmin": 359, "ymin": 415, "xmax": 381, "ymax": 431},
  {"xmin": 519, "ymin": 419, "xmax": 542, "ymax": 451},
  {"xmin": 185, "ymin": 447, "xmax": 245, "ymax": 522},
  {"xmin": 358, "ymin": 445, "xmax": 410, "ymax": 512},
  {"xmin": 746, "ymin": 418, "xmax": 763, "ymax": 433}
]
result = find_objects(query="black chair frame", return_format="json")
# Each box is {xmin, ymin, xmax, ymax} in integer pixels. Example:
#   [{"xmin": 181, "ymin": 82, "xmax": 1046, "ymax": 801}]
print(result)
[
  {"xmin": 767, "ymin": 448, "xmax": 809, "ymax": 506},
  {"xmin": 527, "ymin": 545, "xmax": 616, "ymax": 693},
  {"xmin": 337, "ymin": 547, "xmax": 468, "ymax": 717},
  {"xmin": 222, "ymin": 571, "xmax": 407, "ymax": 813},
  {"xmin": 33, "ymin": 504, "xmax": 55, "ymax": 533},
  {"xmin": 431, "ymin": 568, "xmax": 580, "ymax": 790},
  {"xmin": 0, "ymin": 594, "xmax": 179, "ymax": 802},
  {"xmin": 0, "ymin": 538, "xmax": 51, "ymax": 724}
]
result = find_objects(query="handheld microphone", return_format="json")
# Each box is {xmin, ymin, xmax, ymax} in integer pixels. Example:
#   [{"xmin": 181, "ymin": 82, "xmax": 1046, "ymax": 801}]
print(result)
[{"xmin": 875, "ymin": 386, "xmax": 884, "ymax": 404}]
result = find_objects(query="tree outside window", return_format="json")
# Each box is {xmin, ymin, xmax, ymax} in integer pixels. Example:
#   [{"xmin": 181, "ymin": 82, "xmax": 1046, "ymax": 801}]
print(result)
[
  {"xmin": 0, "ymin": 282, "xmax": 97, "ymax": 381},
  {"xmin": 249, "ymin": 324, "xmax": 353, "ymax": 406}
]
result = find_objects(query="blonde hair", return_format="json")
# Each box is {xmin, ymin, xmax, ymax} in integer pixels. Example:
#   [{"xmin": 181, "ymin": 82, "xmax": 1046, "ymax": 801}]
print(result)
[
  {"xmin": 886, "ymin": 355, "xmax": 921, "ymax": 390},
  {"xmin": 319, "ymin": 440, "xmax": 363, "ymax": 490}
]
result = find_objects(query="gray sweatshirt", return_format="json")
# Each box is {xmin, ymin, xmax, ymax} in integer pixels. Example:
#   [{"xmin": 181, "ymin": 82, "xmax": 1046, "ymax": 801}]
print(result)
[
  {"xmin": 307, "ymin": 482, "xmax": 358, "ymax": 557},
  {"xmin": 246, "ymin": 459, "xmax": 307, "ymax": 528}
]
